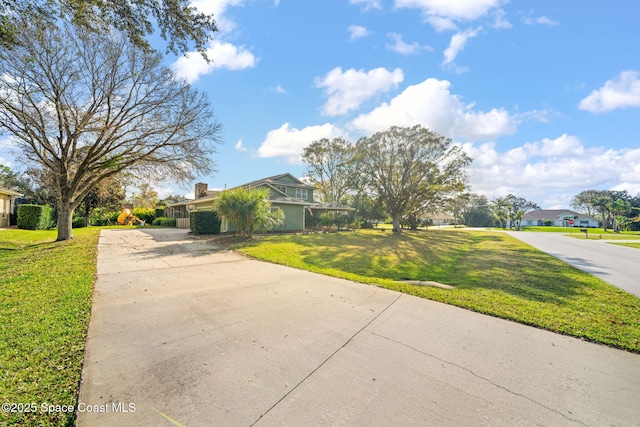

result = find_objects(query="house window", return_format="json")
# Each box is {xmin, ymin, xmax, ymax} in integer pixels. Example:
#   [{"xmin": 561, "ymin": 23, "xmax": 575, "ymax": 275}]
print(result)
[
  {"xmin": 276, "ymin": 185, "xmax": 287, "ymax": 194},
  {"xmin": 295, "ymin": 188, "xmax": 308, "ymax": 200}
]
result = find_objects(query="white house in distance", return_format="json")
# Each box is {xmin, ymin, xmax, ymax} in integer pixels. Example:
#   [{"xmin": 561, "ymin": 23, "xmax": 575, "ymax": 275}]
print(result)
[{"xmin": 520, "ymin": 209, "xmax": 599, "ymax": 228}]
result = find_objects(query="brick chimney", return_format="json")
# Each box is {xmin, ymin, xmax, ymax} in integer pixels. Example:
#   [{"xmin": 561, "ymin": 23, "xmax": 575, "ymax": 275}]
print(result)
[{"xmin": 194, "ymin": 182, "xmax": 208, "ymax": 200}]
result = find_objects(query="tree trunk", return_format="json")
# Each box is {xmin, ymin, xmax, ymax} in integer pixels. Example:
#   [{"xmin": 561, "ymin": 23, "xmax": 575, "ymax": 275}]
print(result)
[
  {"xmin": 56, "ymin": 202, "xmax": 74, "ymax": 241},
  {"xmin": 408, "ymin": 214, "xmax": 418, "ymax": 231},
  {"xmin": 392, "ymin": 213, "xmax": 402, "ymax": 232}
]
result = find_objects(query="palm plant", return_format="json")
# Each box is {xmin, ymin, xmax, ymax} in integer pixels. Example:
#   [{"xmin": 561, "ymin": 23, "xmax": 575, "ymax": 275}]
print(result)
[{"xmin": 214, "ymin": 187, "xmax": 284, "ymax": 238}]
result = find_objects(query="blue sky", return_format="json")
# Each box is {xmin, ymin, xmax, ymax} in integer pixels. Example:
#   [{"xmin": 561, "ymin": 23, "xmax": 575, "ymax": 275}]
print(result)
[{"xmin": 2, "ymin": 0, "xmax": 640, "ymax": 209}]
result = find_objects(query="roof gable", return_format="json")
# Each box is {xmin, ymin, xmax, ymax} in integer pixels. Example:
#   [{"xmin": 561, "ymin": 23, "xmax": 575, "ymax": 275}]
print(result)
[
  {"xmin": 0, "ymin": 187, "xmax": 23, "ymax": 197},
  {"xmin": 240, "ymin": 173, "xmax": 315, "ymax": 190}
]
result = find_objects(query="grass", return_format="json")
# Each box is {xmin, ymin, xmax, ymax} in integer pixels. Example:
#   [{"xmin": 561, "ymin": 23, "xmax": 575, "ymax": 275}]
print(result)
[
  {"xmin": 519, "ymin": 225, "xmax": 640, "ymax": 237},
  {"xmin": 610, "ymin": 242, "xmax": 640, "ymax": 249},
  {"xmin": 0, "ymin": 228, "xmax": 101, "ymax": 427},
  {"xmin": 567, "ymin": 233, "xmax": 640, "ymax": 240},
  {"xmin": 235, "ymin": 229, "xmax": 640, "ymax": 353}
]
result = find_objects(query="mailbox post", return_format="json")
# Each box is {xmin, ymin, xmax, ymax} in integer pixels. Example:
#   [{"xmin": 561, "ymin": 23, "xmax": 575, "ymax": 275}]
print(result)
[{"xmin": 580, "ymin": 228, "xmax": 588, "ymax": 239}]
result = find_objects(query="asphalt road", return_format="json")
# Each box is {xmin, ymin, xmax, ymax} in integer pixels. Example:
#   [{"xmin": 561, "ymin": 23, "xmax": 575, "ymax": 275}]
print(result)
[
  {"xmin": 506, "ymin": 231, "xmax": 640, "ymax": 298},
  {"xmin": 76, "ymin": 228, "xmax": 640, "ymax": 426}
]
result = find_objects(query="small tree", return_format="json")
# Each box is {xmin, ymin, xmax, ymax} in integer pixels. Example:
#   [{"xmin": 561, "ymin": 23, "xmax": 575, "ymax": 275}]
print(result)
[{"xmin": 214, "ymin": 187, "xmax": 284, "ymax": 238}]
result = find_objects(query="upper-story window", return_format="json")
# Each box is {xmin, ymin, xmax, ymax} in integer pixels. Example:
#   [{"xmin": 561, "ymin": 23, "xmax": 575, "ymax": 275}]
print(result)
[
  {"xmin": 276, "ymin": 185, "xmax": 287, "ymax": 194},
  {"xmin": 295, "ymin": 188, "xmax": 308, "ymax": 200}
]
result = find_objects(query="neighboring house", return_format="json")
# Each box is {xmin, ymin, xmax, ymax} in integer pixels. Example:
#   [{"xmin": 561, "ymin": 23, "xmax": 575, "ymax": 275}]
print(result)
[
  {"xmin": 0, "ymin": 187, "xmax": 23, "ymax": 228},
  {"xmin": 168, "ymin": 173, "xmax": 353, "ymax": 232},
  {"xmin": 520, "ymin": 209, "xmax": 599, "ymax": 228},
  {"xmin": 427, "ymin": 212, "xmax": 460, "ymax": 226}
]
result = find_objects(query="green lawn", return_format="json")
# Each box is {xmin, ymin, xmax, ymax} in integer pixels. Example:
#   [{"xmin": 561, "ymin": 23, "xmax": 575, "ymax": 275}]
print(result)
[
  {"xmin": 519, "ymin": 225, "xmax": 640, "ymax": 237},
  {"xmin": 0, "ymin": 228, "xmax": 101, "ymax": 426},
  {"xmin": 610, "ymin": 242, "xmax": 640, "ymax": 249},
  {"xmin": 236, "ymin": 229, "xmax": 640, "ymax": 353}
]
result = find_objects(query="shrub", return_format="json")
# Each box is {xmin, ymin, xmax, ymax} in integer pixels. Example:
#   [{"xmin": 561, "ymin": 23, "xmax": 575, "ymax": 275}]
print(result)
[
  {"xmin": 72, "ymin": 216, "xmax": 86, "ymax": 228},
  {"xmin": 132, "ymin": 207, "xmax": 155, "ymax": 224},
  {"xmin": 213, "ymin": 187, "xmax": 283, "ymax": 238},
  {"xmin": 155, "ymin": 207, "xmax": 165, "ymax": 219},
  {"xmin": 152, "ymin": 217, "xmax": 177, "ymax": 227},
  {"xmin": 17, "ymin": 204, "xmax": 53, "ymax": 230},
  {"xmin": 190, "ymin": 210, "xmax": 221, "ymax": 235},
  {"xmin": 90, "ymin": 209, "xmax": 119, "ymax": 226}
]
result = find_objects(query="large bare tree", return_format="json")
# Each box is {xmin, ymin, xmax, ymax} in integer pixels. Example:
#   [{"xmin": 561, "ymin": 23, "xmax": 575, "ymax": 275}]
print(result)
[
  {"xmin": 0, "ymin": 21, "xmax": 221, "ymax": 240},
  {"xmin": 354, "ymin": 125, "xmax": 471, "ymax": 232}
]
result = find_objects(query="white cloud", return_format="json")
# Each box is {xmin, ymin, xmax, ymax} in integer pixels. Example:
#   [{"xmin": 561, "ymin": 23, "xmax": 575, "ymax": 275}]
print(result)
[
  {"xmin": 523, "ymin": 15, "xmax": 560, "ymax": 26},
  {"xmin": 350, "ymin": 77, "xmax": 517, "ymax": 140},
  {"xmin": 191, "ymin": 0, "xmax": 245, "ymax": 33},
  {"xmin": 272, "ymin": 84, "xmax": 287, "ymax": 94},
  {"xmin": 492, "ymin": 8, "xmax": 512, "ymax": 29},
  {"xmin": 315, "ymin": 67, "xmax": 404, "ymax": 116},
  {"xmin": 349, "ymin": 0, "xmax": 382, "ymax": 11},
  {"xmin": 386, "ymin": 33, "xmax": 433, "ymax": 55},
  {"xmin": 395, "ymin": 0, "xmax": 506, "ymax": 30},
  {"xmin": 234, "ymin": 139, "xmax": 248, "ymax": 152},
  {"xmin": 257, "ymin": 123, "xmax": 346, "ymax": 163},
  {"xmin": 462, "ymin": 136, "xmax": 640, "ymax": 208},
  {"xmin": 578, "ymin": 70, "xmax": 640, "ymax": 113},
  {"xmin": 442, "ymin": 27, "xmax": 481, "ymax": 67},
  {"xmin": 172, "ymin": 40, "xmax": 256, "ymax": 83},
  {"xmin": 348, "ymin": 25, "xmax": 371, "ymax": 42}
]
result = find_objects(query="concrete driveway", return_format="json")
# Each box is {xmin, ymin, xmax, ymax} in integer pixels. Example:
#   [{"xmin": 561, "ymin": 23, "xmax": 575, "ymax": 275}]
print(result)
[
  {"xmin": 506, "ymin": 231, "xmax": 640, "ymax": 298},
  {"xmin": 77, "ymin": 228, "xmax": 640, "ymax": 426}
]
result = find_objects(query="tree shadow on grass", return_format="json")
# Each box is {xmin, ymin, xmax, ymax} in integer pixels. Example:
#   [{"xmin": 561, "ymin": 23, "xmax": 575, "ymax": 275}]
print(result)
[{"xmin": 292, "ymin": 230, "xmax": 596, "ymax": 305}]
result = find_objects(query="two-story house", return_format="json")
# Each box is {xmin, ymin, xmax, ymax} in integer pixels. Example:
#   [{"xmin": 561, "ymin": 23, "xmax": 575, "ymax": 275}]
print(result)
[{"xmin": 168, "ymin": 173, "xmax": 320, "ymax": 231}]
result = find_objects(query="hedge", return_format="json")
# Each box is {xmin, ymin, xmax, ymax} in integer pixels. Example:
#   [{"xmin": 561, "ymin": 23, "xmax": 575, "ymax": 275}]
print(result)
[
  {"xmin": 152, "ymin": 217, "xmax": 177, "ymax": 227},
  {"xmin": 17, "ymin": 204, "xmax": 54, "ymax": 230},
  {"xmin": 190, "ymin": 210, "xmax": 221, "ymax": 235}
]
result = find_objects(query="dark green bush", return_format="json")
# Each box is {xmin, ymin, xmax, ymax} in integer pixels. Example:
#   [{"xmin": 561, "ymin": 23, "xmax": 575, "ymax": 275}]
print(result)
[
  {"xmin": 190, "ymin": 210, "xmax": 221, "ymax": 235},
  {"xmin": 155, "ymin": 207, "xmax": 165, "ymax": 218},
  {"xmin": 17, "ymin": 204, "xmax": 53, "ymax": 230},
  {"xmin": 152, "ymin": 217, "xmax": 177, "ymax": 227},
  {"xmin": 90, "ymin": 208, "xmax": 119, "ymax": 226},
  {"xmin": 72, "ymin": 216, "xmax": 86, "ymax": 228}
]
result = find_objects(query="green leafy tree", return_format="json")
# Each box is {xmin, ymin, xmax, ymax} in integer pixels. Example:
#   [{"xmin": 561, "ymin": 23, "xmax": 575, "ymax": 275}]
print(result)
[
  {"xmin": 353, "ymin": 125, "xmax": 471, "ymax": 232},
  {"xmin": 0, "ymin": 21, "xmax": 220, "ymax": 240},
  {"xmin": 302, "ymin": 137, "xmax": 356, "ymax": 204},
  {"xmin": 1, "ymin": 0, "xmax": 217, "ymax": 58},
  {"xmin": 214, "ymin": 187, "xmax": 284, "ymax": 238},
  {"xmin": 78, "ymin": 175, "xmax": 127, "ymax": 225},
  {"xmin": 490, "ymin": 197, "xmax": 509, "ymax": 229},
  {"xmin": 504, "ymin": 194, "xmax": 539, "ymax": 230},
  {"xmin": 131, "ymin": 183, "xmax": 159, "ymax": 209},
  {"xmin": 570, "ymin": 189, "xmax": 601, "ymax": 218},
  {"xmin": 461, "ymin": 193, "xmax": 494, "ymax": 227},
  {"xmin": 608, "ymin": 199, "xmax": 632, "ymax": 232}
]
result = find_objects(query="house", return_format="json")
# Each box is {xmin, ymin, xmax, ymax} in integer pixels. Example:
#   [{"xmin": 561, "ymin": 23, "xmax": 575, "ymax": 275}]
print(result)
[
  {"xmin": 168, "ymin": 173, "xmax": 353, "ymax": 232},
  {"xmin": 427, "ymin": 212, "xmax": 460, "ymax": 226},
  {"xmin": 0, "ymin": 187, "xmax": 23, "ymax": 228},
  {"xmin": 520, "ymin": 209, "xmax": 599, "ymax": 228}
]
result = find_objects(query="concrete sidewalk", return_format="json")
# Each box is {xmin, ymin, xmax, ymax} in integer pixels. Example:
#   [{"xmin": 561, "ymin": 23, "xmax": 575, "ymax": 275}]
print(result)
[{"xmin": 77, "ymin": 228, "xmax": 640, "ymax": 426}]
